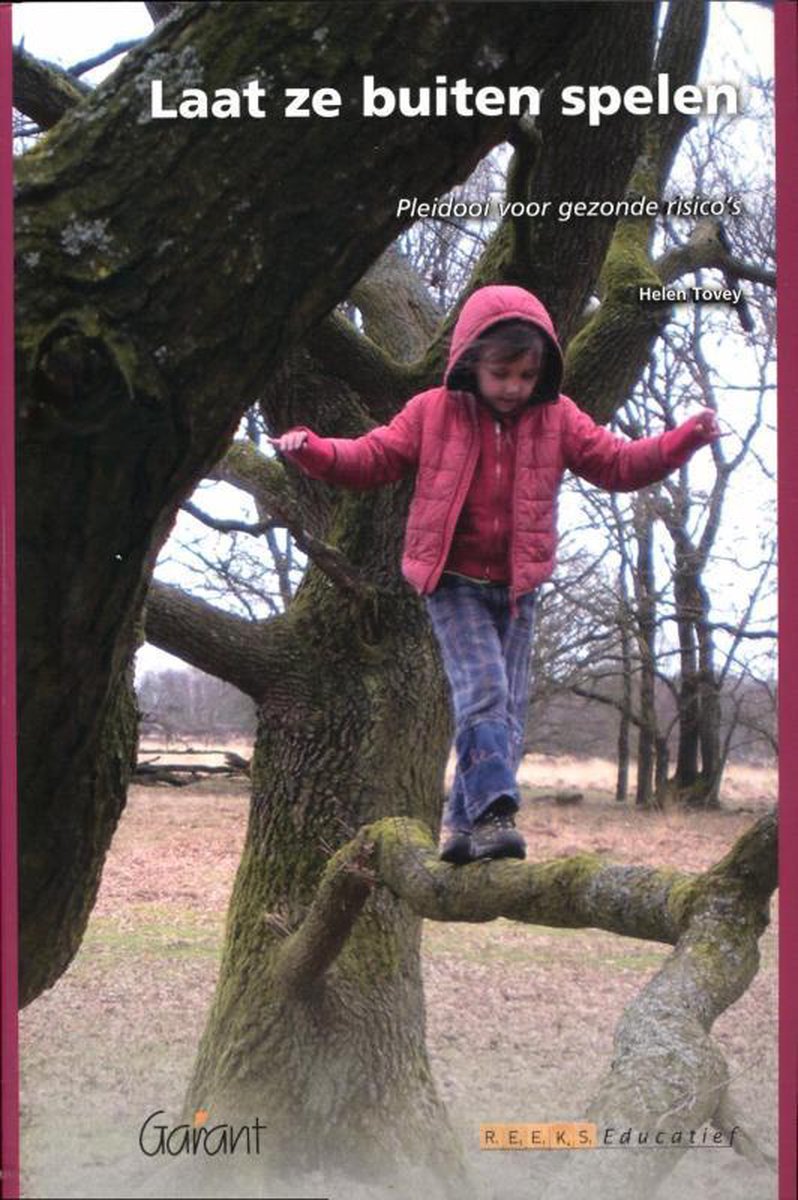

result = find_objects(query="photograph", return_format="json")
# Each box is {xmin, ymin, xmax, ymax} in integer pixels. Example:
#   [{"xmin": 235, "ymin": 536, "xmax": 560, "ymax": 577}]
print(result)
[{"xmin": 3, "ymin": 2, "xmax": 790, "ymax": 1198}]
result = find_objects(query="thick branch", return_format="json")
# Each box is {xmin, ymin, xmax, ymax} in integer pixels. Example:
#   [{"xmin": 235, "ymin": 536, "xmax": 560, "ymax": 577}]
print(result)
[
  {"xmin": 275, "ymin": 843, "xmax": 680, "ymax": 999},
  {"xmin": 351, "ymin": 246, "xmax": 442, "ymax": 363},
  {"xmin": 305, "ymin": 314, "xmax": 422, "ymax": 422},
  {"xmin": 650, "ymin": 0, "xmax": 711, "ymax": 192},
  {"xmin": 12, "ymin": 46, "xmax": 90, "ymax": 129},
  {"xmin": 145, "ymin": 1, "xmax": 180, "ymax": 23},
  {"xmin": 277, "ymin": 809, "xmax": 773, "ymax": 978},
  {"xmin": 467, "ymin": 2, "xmax": 658, "ymax": 344},
  {"xmin": 275, "ymin": 829, "xmax": 378, "ymax": 994},
  {"xmin": 134, "ymin": 761, "xmax": 246, "ymax": 786},
  {"xmin": 211, "ymin": 441, "xmax": 291, "ymax": 507},
  {"xmin": 144, "ymin": 580, "xmax": 281, "ymax": 697},
  {"xmin": 656, "ymin": 219, "xmax": 777, "ymax": 288},
  {"xmin": 303, "ymin": 246, "xmax": 446, "ymax": 424},
  {"xmin": 546, "ymin": 812, "xmax": 777, "ymax": 1196}
]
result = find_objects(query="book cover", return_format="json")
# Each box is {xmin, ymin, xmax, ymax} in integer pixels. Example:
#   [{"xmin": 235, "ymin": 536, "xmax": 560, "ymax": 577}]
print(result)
[{"xmin": 2, "ymin": 3, "xmax": 793, "ymax": 1199}]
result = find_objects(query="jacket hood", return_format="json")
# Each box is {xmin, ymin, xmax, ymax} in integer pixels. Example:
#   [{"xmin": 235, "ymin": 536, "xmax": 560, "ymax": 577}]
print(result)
[{"xmin": 444, "ymin": 284, "xmax": 564, "ymax": 403}]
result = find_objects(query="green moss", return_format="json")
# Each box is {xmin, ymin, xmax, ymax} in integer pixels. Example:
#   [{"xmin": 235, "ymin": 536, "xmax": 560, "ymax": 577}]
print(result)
[
  {"xmin": 338, "ymin": 907, "xmax": 405, "ymax": 987},
  {"xmin": 533, "ymin": 850, "xmax": 604, "ymax": 890},
  {"xmin": 598, "ymin": 230, "xmax": 662, "ymax": 299},
  {"xmin": 682, "ymin": 922, "xmax": 761, "ymax": 1011},
  {"xmin": 666, "ymin": 876, "xmax": 704, "ymax": 928}
]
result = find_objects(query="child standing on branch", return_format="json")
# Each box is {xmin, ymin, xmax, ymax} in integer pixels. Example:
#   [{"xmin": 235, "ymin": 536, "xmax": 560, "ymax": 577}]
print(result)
[{"xmin": 270, "ymin": 285, "xmax": 719, "ymax": 864}]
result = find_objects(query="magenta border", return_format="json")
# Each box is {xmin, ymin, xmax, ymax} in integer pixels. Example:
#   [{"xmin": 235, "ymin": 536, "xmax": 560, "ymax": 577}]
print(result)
[
  {"xmin": 0, "ymin": 4, "xmax": 18, "ymax": 1199},
  {"xmin": 776, "ymin": 3, "xmax": 798, "ymax": 1199},
  {"xmin": 0, "ymin": 6, "xmax": 792, "ymax": 1200}
]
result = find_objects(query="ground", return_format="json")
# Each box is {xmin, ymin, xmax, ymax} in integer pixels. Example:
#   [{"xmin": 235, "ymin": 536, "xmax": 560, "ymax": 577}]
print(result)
[{"xmin": 18, "ymin": 747, "xmax": 778, "ymax": 1199}]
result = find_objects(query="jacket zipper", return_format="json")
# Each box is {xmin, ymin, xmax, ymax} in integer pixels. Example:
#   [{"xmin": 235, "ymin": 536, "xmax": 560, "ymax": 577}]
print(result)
[
  {"xmin": 489, "ymin": 420, "xmax": 502, "ymax": 578},
  {"xmin": 425, "ymin": 397, "xmax": 481, "ymax": 591},
  {"xmin": 509, "ymin": 419, "xmax": 521, "ymax": 615}
]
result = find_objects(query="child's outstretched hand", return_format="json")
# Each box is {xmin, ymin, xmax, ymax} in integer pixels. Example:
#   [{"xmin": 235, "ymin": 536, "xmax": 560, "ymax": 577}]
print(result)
[
  {"xmin": 662, "ymin": 408, "xmax": 724, "ymax": 467},
  {"xmin": 267, "ymin": 430, "xmax": 308, "ymax": 454},
  {"xmin": 688, "ymin": 408, "xmax": 723, "ymax": 443}
]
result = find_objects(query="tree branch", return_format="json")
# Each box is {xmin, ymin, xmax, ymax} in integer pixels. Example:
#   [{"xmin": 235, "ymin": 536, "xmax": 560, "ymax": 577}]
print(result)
[
  {"xmin": 351, "ymin": 245, "xmax": 442, "ymax": 363},
  {"xmin": 144, "ymin": 580, "xmax": 283, "ymax": 698},
  {"xmin": 68, "ymin": 41, "xmax": 144, "ymax": 78},
  {"xmin": 570, "ymin": 685, "xmax": 646, "ymax": 730},
  {"xmin": 303, "ymin": 245, "xmax": 446, "ymax": 425},
  {"xmin": 649, "ymin": 0, "xmax": 711, "ymax": 192},
  {"xmin": 279, "ymin": 810, "xmax": 774, "ymax": 985},
  {"xmin": 305, "ymin": 315, "xmax": 422, "ymax": 423},
  {"xmin": 181, "ymin": 499, "xmax": 278, "ymax": 538},
  {"xmin": 145, "ymin": 1, "xmax": 181, "ymax": 23},
  {"xmin": 656, "ymin": 217, "xmax": 776, "ymax": 294},
  {"xmin": 275, "ymin": 829, "xmax": 378, "ymax": 994},
  {"xmin": 13, "ymin": 45, "xmax": 90, "ymax": 129},
  {"xmin": 467, "ymin": 2, "xmax": 659, "ymax": 344},
  {"xmin": 553, "ymin": 811, "xmax": 777, "ymax": 1196}
]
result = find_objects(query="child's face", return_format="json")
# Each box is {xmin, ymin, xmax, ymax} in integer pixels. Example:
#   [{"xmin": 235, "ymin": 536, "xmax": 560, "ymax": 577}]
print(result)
[{"xmin": 475, "ymin": 348, "xmax": 543, "ymax": 415}]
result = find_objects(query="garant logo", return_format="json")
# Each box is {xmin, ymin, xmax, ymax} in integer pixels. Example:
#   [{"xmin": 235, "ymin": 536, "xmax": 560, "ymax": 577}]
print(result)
[{"xmin": 139, "ymin": 1109, "xmax": 267, "ymax": 1156}]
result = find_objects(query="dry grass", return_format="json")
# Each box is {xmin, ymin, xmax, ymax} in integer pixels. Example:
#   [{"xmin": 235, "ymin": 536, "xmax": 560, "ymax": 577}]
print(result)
[{"xmin": 18, "ymin": 753, "xmax": 777, "ymax": 1199}]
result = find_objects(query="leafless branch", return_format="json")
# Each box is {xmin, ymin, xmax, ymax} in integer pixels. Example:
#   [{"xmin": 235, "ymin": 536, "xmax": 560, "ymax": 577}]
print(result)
[
  {"xmin": 181, "ymin": 499, "xmax": 278, "ymax": 538},
  {"xmin": 68, "ymin": 40, "xmax": 144, "ymax": 78}
]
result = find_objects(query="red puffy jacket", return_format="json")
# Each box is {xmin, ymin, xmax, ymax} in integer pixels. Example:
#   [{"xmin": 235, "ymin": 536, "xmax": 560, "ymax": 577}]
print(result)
[{"xmin": 287, "ymin": 286, "xmax": 692, "ymax": 610}]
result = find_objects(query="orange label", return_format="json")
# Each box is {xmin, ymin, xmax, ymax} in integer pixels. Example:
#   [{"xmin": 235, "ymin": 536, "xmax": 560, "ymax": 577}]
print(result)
[{"xmin": 480, "ymin": 1122, "xmax": 597, "ymax": 1149}]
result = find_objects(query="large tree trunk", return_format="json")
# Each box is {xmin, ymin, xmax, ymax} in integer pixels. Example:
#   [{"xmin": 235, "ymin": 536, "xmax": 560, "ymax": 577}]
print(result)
[{"xmin": 188, "ymin": 593, "xmax": 461, "ymax": 1190}]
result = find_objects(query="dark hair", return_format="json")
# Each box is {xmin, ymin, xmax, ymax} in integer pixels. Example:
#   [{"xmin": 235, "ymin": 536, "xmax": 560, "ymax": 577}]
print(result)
[{"xmin": 447, "ymin": 319, "xmax": 548, "ymax": 394}]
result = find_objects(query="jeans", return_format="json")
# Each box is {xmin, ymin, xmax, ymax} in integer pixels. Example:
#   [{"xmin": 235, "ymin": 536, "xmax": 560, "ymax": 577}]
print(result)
[{"xmin": 425, "ymin": 575, "xmax": 537, "ymax": 831}]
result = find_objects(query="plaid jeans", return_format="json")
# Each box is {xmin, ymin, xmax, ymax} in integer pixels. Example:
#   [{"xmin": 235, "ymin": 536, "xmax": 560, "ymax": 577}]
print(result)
[{"xmin": 425, "ymin": 574, "xmax": 537, "ymax": 831}]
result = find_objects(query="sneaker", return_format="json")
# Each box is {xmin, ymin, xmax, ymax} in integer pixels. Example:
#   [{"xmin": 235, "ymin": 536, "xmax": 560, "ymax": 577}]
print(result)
[
  {"xmin": 439, "ymin": 829, "xmax": 472, "ymax": 865},
  {"xmin": 470, "ymin": 802, "xmax": 526, "ymax": 861}
]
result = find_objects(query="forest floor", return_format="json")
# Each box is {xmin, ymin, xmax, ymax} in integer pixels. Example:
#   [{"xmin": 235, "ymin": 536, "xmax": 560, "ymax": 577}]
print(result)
[{"xmin": 18, "ymin": 747, "xmax": 778, "ymax": 1200}]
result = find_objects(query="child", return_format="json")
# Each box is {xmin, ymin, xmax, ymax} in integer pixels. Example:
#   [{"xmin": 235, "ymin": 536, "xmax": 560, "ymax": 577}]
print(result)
[{"xmin": 269, "ymin": 285, "xmax": 719, "ymax": 864}]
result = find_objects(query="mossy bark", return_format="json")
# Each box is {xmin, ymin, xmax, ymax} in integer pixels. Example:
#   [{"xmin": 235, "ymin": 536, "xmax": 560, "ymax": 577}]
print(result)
[
  {"xmin": 13, "ymin": 45, "xmax": 90, "ymax": 130},
  {"xmin": 563, "ymin": 0, "xmax": 709, "ymax": 417}
]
